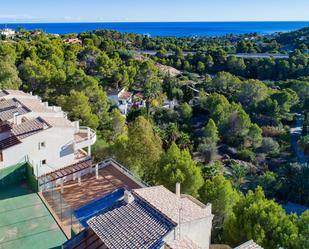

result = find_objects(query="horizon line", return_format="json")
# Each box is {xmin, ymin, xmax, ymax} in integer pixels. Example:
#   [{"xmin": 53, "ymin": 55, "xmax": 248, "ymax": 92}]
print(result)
[{"xmin": 1, "ymin": 20, "xmax": 309, "ymax": 24}]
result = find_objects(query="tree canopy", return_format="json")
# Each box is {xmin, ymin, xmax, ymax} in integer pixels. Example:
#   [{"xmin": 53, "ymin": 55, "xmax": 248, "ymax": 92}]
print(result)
[
  {"xmin": 224, "ymin": 187, "xmax": 299, "ymax": 249},
  {"xmin": 156, "ymin": 143, "xmax": 204, "ymax": 197}
]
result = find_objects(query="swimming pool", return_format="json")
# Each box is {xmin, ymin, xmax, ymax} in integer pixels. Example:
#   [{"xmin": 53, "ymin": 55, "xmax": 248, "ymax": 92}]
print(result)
[{"xmin": 73, "ymin": 188, "xmax": 125, "ymax": 227}]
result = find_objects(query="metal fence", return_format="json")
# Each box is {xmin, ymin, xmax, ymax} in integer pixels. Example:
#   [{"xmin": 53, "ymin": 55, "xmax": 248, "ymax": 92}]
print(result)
[
  {"xmin": 42, "ymin": 187, "xmax": 84, "ymax": 237},
  {"xmin": 98, "ymin": 158, "xmax": 149, "ymax": 187}
]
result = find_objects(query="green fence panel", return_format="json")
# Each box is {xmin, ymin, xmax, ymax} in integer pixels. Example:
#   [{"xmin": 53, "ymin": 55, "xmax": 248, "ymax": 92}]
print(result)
[
  {"xmin": 0, "ymin": 163, "xmax": 27, "ymax": 188},
  {"xmin": 26, "ymin": 163, "xmax": 39, "ymax": 192},
  {"xmin": 0, "ymin": 162, "xmax": 38, "ymax": 192}
]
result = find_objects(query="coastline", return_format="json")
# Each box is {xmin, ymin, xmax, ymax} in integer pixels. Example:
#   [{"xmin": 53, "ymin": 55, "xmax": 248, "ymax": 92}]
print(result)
[{"xmin": 1, "ymin": 21, "xmax": 309, "ymax": 37}]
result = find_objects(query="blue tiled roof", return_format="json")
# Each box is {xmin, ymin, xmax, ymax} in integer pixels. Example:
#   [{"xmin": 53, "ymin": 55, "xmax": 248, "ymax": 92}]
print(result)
[{"xmin": 87, "ymin": 198, "xmax": 175, "ymax": 249}]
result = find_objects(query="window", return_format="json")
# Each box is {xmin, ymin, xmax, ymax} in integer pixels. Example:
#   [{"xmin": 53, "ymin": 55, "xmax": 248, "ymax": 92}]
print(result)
[
  {"xmin": 0, "ymin": 151, "xmax": 3, "ymax": 162},
  {"xmin": 41, "ymin": 160, "xmax": 47, "ymax": 165},
  {"xmin": 39, "ymin": 142, "xmax": 46, "ymax": 150}
]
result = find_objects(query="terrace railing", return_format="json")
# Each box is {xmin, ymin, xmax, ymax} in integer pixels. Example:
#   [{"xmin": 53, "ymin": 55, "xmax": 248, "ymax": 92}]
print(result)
[
  {"xmin": 41, "ymin": 186, "xmax": 84, "ymax": 237},
  {"xmin": 76, "ymin": 127, "xmax": 96, "ymax": 141},
  {"xmin": 97, "ymin": 158, "xmax": 149, "ymax": 187}
]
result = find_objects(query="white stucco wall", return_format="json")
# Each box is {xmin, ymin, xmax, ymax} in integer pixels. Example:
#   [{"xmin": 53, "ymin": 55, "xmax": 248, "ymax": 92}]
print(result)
[
  {"xmin": 162, "ymin": 206, "xmax": 213, "ymax": 249},
  {"xmin": 179, "ymin": 215, "xmax": 213, "ymax": 249},
  {"xmin": 0, "ymin": 92, "xmax": 97, "ymax": 175},
  {"xmin": 0, "ymin": 127, "xmax": 76, "ymax": 175},
  {"xmin": 163, "ymin": 230, "xmax": 177, "ymax": 248}
]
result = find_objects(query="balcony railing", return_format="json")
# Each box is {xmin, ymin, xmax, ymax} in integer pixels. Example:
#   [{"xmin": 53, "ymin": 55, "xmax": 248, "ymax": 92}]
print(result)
[
  {"xmin": 74, "ymin": 149, "xmax": 90, "ymax": 160},
  {"xmin": 74, "ymin": 127, "xmax": 96, "ymax": 150},
  {"xmin": 74, "ymin": 127, "xmax": 96, "ymax": 142}
]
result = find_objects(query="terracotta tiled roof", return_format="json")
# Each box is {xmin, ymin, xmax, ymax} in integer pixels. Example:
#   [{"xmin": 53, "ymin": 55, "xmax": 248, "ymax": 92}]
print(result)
[
  {"xmin": 0, "ymin": 99, "xmax": 17, "ymax": 110},
  {"xmin": 166, "ymin": 237, "xmax": 200, "ymax": 249},
  {"xmin": 0, "ymin": 135, "xmax": 21, "ymax": 150},
  {"xmin": 11, "ymin": 117, "xmax": 48, "ymax": 139},
  {"xmin": 118, "ymin": 91, "xmax": 132, "ymax": 100},
  {"xmin": 43, "ymin": 117, "xmax": 73, "ymax": 128},
  {"xmin": 63, "ymin": 38, "xmax": 82, "ymax": 44},
  {"xmin": 2, "ymin": 90, "xmax": 30, "ymax": 96},
  {"xmin": 234, "ymin": 240, "xmax": 264, "ymax": 249},
  {"xmin": 133, "ymin": 186, "xmax": 211, "ymax": 224},
  {"xmin": 133, "ymin": 92, "xmax": 144, "ymax": 99},
  {"xmin": 0, "ymin": 106, "xmax": 29, "ymax": 121},
  {"xmin": 88, "ymin": 198, "xmax": 175, "ymax": 249},
  {"xmin": 16, "ymin": 98, "xmax": 55, "ymax": 113},
  {"xmin": 0, "ymin": 91, "xmax": 8, "ymax": 97}
]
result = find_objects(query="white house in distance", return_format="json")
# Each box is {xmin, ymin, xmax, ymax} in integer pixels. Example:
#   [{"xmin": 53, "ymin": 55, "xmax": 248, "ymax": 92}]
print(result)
[
  {"xmin": 107, "ymin": 88, "xmax": 133, "ymax": 115},
  {"xmin": 0, "ymin": 90, "xmax": 96, "ymax": 176},
  {"xmin": 0, "ymin": 28, "xmax": 16, "ymax": 38}
]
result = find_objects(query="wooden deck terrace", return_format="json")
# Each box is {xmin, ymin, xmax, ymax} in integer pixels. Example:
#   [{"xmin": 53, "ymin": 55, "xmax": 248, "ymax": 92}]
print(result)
[{"xmin": 58, "ymin": 163, "xmax": 142, "ymax": 209}]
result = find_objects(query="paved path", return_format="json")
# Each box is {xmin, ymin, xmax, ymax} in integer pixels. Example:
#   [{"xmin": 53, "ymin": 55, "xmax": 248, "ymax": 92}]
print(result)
[{"xmin": 290, "ymin": 115, "xmax": 309, "ymax": 164}]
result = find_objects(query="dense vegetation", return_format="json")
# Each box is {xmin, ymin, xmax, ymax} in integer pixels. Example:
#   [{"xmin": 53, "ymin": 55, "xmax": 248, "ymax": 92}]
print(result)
[{"xmin": 0, "ymin": 27, "xmax": 308, "ymax": 249}]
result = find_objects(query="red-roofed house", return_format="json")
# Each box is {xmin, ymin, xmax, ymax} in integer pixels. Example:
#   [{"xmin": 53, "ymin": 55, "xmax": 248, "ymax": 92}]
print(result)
[{"xmin": 63, "ymin": 38, "xmax": 82, "ymax": 44}]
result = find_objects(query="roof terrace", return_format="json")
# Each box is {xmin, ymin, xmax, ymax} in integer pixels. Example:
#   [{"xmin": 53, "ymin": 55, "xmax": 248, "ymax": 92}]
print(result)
[
  {"xmin": 39, "ymin": 159, "xmax": 146, "ymax": 238},
  {"xmin": 55, "ymin": 163, "xmax": 142, "ymax": 209}
]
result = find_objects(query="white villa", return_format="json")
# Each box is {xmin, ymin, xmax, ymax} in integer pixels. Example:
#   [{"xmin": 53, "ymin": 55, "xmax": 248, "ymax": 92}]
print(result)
[
  {"xmin": 0, "ymin": 28, "xmax": 15, "ymax": 38},
  {"xmin": 107, "ymin": 88, "xmax": 148, "ymax": 116},
  {"xmin": 107, "ymin": 88, "xmax": 133, "ymax": 115},
  {"xmin": 0, "ymin": 90, "xmax": 96, "ymax": 176}
]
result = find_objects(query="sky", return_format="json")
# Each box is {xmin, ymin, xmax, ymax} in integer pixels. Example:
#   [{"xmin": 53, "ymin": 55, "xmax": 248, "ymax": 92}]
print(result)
[{"xmin": 0, "ymin": 0, "xmax": 308, "ymax": 23}]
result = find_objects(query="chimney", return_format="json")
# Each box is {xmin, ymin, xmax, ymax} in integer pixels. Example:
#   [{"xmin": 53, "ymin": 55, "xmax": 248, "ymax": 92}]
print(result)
[
  {"xmin": 176, "ymin": 183, "xmax": 181, "ymax": 197},
  {"xmin": 124, "ymin": 190, "xmax": 134, "ymax": 204},
  {"xmin": 13, "ymin": 112, "xmax": 20, "ymax": 125}
]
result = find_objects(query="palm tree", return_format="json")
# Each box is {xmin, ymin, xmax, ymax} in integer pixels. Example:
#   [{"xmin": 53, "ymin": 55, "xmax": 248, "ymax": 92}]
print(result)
[{"xmin": 225, "ymin": 162, "xmax": 248, "ymax": 191}]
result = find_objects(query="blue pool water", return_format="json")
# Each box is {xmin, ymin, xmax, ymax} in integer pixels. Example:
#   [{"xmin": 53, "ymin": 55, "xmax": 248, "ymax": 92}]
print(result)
[
  {"xmin": 74, "ymin": 188, "xmax": 125, "ymax": 227},
  {"xmin": 0, "ymin": 21, "xmax": 309, "ymax": 37}
]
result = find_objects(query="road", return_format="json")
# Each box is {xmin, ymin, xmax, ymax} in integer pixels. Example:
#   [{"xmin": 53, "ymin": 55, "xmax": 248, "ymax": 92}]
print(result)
[
  {"xmin": 131, "ymin": 50, "xmax": 289, "ymax": 59},
  {"xmin": 233, "ymin": 53, "xmax": 289, "ymax": 59}
]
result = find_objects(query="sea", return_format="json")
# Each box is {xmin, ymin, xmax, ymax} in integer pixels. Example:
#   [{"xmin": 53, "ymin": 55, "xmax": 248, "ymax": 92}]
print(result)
[{"xmin": 1, "ymin": 22, "xmax": 309, "ymax": 37}]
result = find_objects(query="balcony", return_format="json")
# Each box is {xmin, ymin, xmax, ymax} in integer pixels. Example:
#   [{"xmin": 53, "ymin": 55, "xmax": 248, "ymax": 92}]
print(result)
[
  {"xmin": 74, "ymin": 127, "xmax": 96, "ymax": 151},
  {"xmin": 74, "ymin": 149, "xmax": 89, "ymax": 161}
]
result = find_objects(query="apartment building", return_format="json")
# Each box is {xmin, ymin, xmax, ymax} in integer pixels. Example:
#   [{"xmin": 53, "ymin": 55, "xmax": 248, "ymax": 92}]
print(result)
[{"xmin": 0, "ymin": 90, "xmax": 96, "ymax": 176}]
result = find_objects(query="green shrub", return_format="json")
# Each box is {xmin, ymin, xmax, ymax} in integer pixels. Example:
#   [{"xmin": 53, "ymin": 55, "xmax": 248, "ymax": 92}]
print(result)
[{"xmin": 237, "ymin": 149, "xmax": 256, "ymax": 162}]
